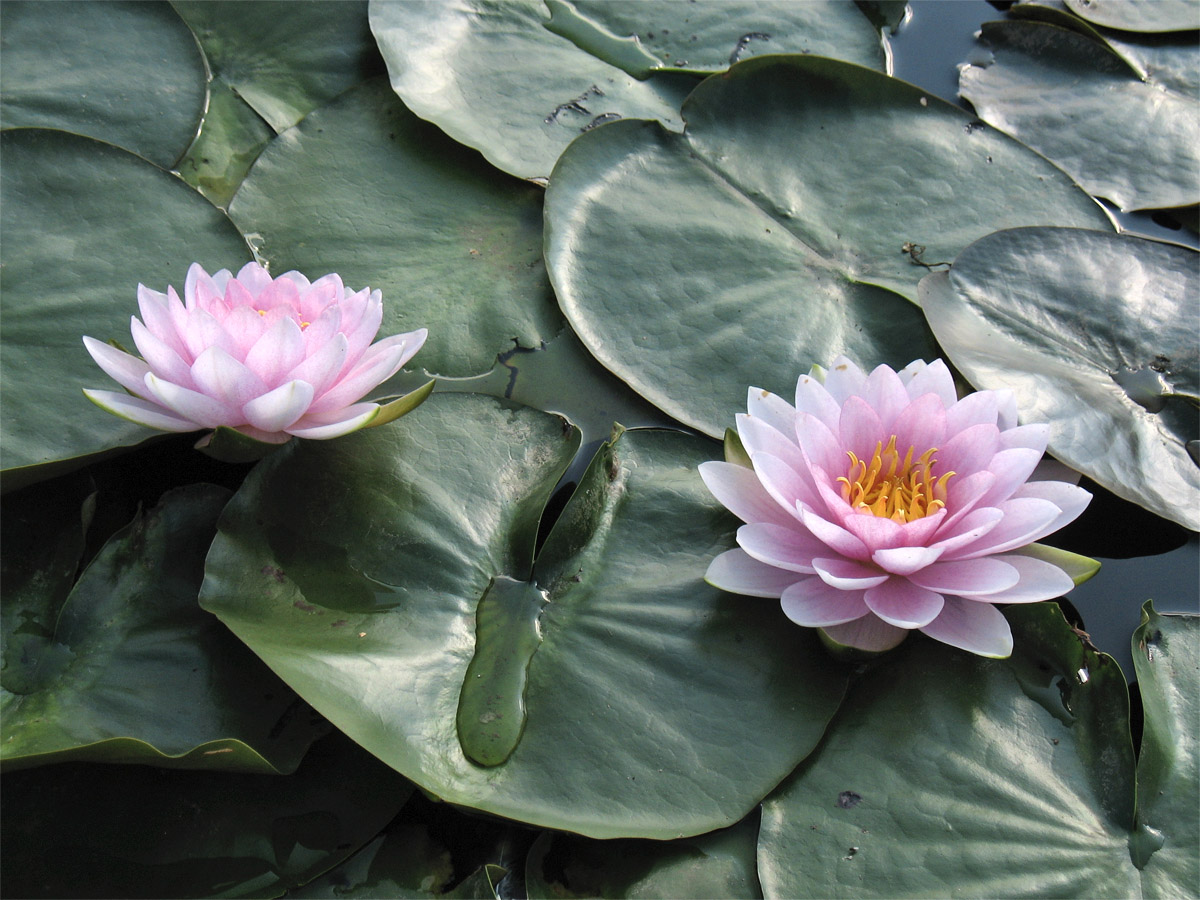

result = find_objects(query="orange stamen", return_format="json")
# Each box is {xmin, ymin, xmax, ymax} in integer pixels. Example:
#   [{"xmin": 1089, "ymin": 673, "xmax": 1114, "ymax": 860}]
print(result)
[{"xmin": 836, "ymin": 435, "xmax": 955, "ymax": 523}]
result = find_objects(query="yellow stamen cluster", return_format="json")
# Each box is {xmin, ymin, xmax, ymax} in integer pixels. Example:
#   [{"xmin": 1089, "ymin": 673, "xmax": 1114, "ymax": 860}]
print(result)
[
  {"xmin": 256, "ymin": 308, "xmax": 309, "ymax": 329},
  {"xmin": 837, "ymin": 435, "xmax": 955, "ymax": 523}
]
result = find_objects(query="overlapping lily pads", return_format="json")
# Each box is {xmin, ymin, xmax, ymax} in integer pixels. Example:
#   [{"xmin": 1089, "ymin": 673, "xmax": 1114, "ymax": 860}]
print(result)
[
  {"xmin": 918, "ymin": 227, "xmax": 1199, "ymax": 530},
  {"xmin": 960, "ymin": 20, "xmax": 1200, "ymax": 212},
  {"xmin": 173, "ymin": 0, "xmax": 383, "ymax": 206},
  {"xmin": 0, "ymin": 129, "xmax": 252, "ymax": 488},
  {"xmin": 758, "ymin": 602, "xmax": 1196, "ymax": 898},
  {"xmin": 0, "ymin": 1, "xmax": 206, "ymax": 167},
  {"xmin": 1, "ymin": 484, "xmax": 327, "ymax": 773},
  {"xmin": 228, "ymin": 78, "xmax": 562, "ymax": 378},
  {"xmin": 368, "ymin": 0, "xmax": 891, "ymax": 181},
  {"xmin": 544, "ymin": 55, "xmax": 1112, "ymax": 439},
  {"xmin": 201, "ymin": 393, "xmax": 851, "ymax": 838},
  {"xmin": 0, "ymin": 730, "xmax": 412, "ymax": 899},
  {"xmin": 1063, "ymin": 0, "xmax": 1199, "ymax": 33}
]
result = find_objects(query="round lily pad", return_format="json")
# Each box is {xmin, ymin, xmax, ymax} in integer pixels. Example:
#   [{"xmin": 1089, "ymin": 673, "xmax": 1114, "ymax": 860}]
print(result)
[
  {"xmin": 200, "ymin": 393, "xmax": 851, "ymax": 838},
  {"xmin": 918, "ymin": 227, "xmax": 1198, "ymax": 531},
  {"xmin": 368, "ymin": 0, "xmax": 891, "ymax": 180},
  {"xmin": 0, "ymin": 129, "xmax": 252, "ymax": 488},
  {"xmin": 544, "ymin": 55, "xmax": 1112, "ymax": 438},
  {"xmin": 1063, "ymin": 0, "xmax": 1200, "ymax": 33},
  {"xmin": 228, "ymin": 78, "xmax": 562, "ymax": 378}
]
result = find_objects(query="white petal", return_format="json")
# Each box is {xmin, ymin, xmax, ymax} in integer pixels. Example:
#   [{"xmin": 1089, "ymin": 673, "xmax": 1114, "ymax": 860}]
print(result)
[
  {"xmin": 143, "ymin": 373, "xmax": 233, "ymax": 428},
  {"xmin": 190, "ymin": 346, "xmax": 268, "ymax": 408},
  {"xmin": 813, "ymin": 557, "xmax": 889, "ymax": 590},
  {"xmin": 920, "ymin": 596, "xmax": 1013, "ymax": 658},
  {"xmin": 705, "ymin": 548, "xmax": 798, "ymax": 598},
  {"xmin": 822, "ymin": 356, "xmax": 868, "ymax": 403},
  {"xmin": 242, "ymin": 380, "xmax": 315, "ymax": 432},
  {"xmin": 746, "ymin": 386, "xmax": 797, "ymax": 436},
  {"xmin": 83, "ymin": 336, "xmax": 150, "ymax": 397},
  {"xmin": 698, "ymin": 461, "xmax": 795, "ymax": 527},
  {"xmin": 794, "ymin": 371, "xmax": 841, "ymax": 432},
  {"xmin": 286, "ymin": 402, "xmax": 379, "ymax": 439},
  {"xmin": 781, "ymin": 578, "xmax": 870, "ymax": 626},
  {"xmin": 949, "ymin": 497, "xmax": 1064, "ymax": 559},
  {"xmin": 83, "ymin": 389, "xmax": 199, "ymax": 432},
  {"xmin": 974, "ymin": 554, "xmax": 1075, "ymax": 604},
  {"xmin": 900, "ymin": 358, "xmax": 957, "ymax": 408},
  {"xmin": 737, "ymin": 521, "xmax": 823, "ymax": 573},
  {"xmin": 872, "ymin": 544, "xmax": 945, "ymax": 576},
  {"xmin": 908, "ymin": 557, "xmax": 1020, "ymax": 598},
  {"xmin": 1011, "ymin": 481, "xmax": 1092, "ymax": 534},
  {"xmin": 864, "ymin": 578, "xmax": 944, "ymax": 628}
]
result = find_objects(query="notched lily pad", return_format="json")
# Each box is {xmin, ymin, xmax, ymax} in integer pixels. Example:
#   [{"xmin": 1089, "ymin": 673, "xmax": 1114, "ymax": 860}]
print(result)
[
  {"xmin": 201, "ymin": 393, "xmax": 850, "ymax": 838},
  {"xmin": 960, "ymin": 20, "xmax": 1200, "ymax": 212},
  {"xmin": 919, "ymin": 227, "xmax": 1199, "ymax": 530},
  {"xmin": 1, "ymin": 483, "xmax": 327, "ymax": 773},
  {"xmin": 544, "ymin": 55, "xmax": 1111, "ymax": 438}
]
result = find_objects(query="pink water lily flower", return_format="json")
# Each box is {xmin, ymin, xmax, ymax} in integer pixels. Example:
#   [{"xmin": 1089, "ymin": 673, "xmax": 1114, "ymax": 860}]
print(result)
[
  {"xmin": 701, "ymin": 357, "xmax": 1093, "ymax": 658},
  {"xmin": 84, "ymin": 262, "xmax": 427, "ymax": 444}
]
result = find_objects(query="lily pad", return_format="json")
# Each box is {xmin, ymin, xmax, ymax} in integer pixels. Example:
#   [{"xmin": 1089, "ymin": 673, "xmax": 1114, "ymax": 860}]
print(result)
[
  {"xmin": 1063, "ymin": 0, "xmax": 1200, "ymax": 33},
  {"xmin": 918, "ymin": 228, "xmax": 1199, "ymax": 531},
  {"xmin": 201, "ymin": 393, "xmax": 851, "ymax": 838},
  {"xmin": 0, "ymin": 128, "xmax": 251, "ymax": 488},
  {"xmin": 960, "ymin": 20, "xmax": 1200, "ymax": 212},
  {"xmin": 0, "ymin": 0, "xmax": 206, "ymax": 167},
  {"xmin": 228, "ymin": 78, "xmax": 561, "ymax": 378},
  {"xmin": 544, "ymin": 55, "xmax": 1112, "ymax": 439},
  {"xmin": 0, "ymin": 730, "xmax": 412, "ymax": 900},
  {"xmin": 368, "ymin": 0, "xmax": 891, "ymax": 181},
  {"xmin": 173, "ymin": 0, "xmax": 384, "ymax": 206},
  {"xmin": 1, "ymin": 484, "xmax": 327, "ymax": 773},
  {"xmin": 758, "ymin": 602, "xmax": 1196, "ymax": 898}
]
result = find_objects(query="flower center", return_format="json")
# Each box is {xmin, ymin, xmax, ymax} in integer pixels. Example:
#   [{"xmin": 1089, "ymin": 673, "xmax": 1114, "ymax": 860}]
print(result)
[
  {"xmin": 256, "ymin": 308, "xmax": 310, "ymax": 329},
  {"xmin": 837, "ymin": 435, "xmax": 955, "ymax": 523}
]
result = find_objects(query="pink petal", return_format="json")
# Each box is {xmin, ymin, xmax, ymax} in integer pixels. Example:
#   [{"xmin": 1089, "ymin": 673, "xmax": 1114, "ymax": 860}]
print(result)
[
  {"xmin": 190, "ymin": 346, "xmax": 269, "ymax": 408},
  {"xmin": 938, "ymin": 422, "xmax": 1000, "ymax": 477},
  {"xmin": 794, "ymin": 371, "xmax": 841, "ymax": 432},
  {"xmin": 286, "ymin": 332, "xmax": 350, "ymax": 398},
  {"xmin": 705, "ymin": 548, "xmax": 797, "ymax": 598},
  {"xmin": 781, "ymin": 578, "xmax": 870, "ymax": 626},
  {"xmin": 182, "ymin": 309, "xmax": 234, "ymax": 361},
  {"xmin": 939, "ymin": 470, "xmax": 998, "ymax": 532},
  {"xmin": 232, "ymin": 261, "xmax": 273, "ymax": 294},
  {"xmin": 900, "ymin": 358, "xmax": 957, "ymax": 407},
  {"xmin": 908, "ymin": 557, "xmax": 1020, "ymax": 598},
  {"xmin": 813, "ymin": 557, "xmax": 889, "ymax": 590},
  {"xmin": 864, "ymin": 578, "xmax": 945, "ymax": 628},
  {"xmin": 287, "ymin": 402, "xmax": 379, "ymax": 439},
  {"xmin": 871, "ymin": 544, "xmax": 945, "ymax": 576},
  {"xmin": 837, "ymin": 395, "xmax": 886, "ymax": 462},
  {"xmin": 137, "ymin": 285, "xmax": 186, "ymax": 356},
  {"xmin": 143, "ymin": 373, "xmax": 234, "ymax": 428},
  {"xmin": 822, "ymin": 356, "xmax": 868, "ymax": 403},
  {"xmin": 83, "ymin": 336, "xmax": 151, "ymax": 397},
  {"xmin": 337, "ymin": 289, "xmax": 385, "ymax": 372},
  {"xmin": 862, "ymin": 364, "xmax": 910, "ymax": 431},
  {"xmin": 1012, "ymin": 481, "xmax": 1092, "ymax": 533},
  {"xmin": 929, "ymin": 506, "xmax": 1004, "ymax": 556},
  {"xmin": 244, "ymin": 317, "xmax": 306, "ymax": 387},
  {"xmin": 242, "ymin": 379, "xmax": 315, "ymax": 432},
  {"xmin": 820, "ymin": 613, "xmax": 908, "ymax": 652},
  {"xmin": 799, "ymin": 506, "xmax": 871, "ymax": 560},
  {"xmin": 838, "ymin": 510, "xmax": 906, "ymax": 553},
  {"xmin": 998, "ymin": 423, "xmax": 1049, "ymax": 454},
  {"xmin": 974, "ymin": 554, "xmax": 1075, "ymax": 604},
  {"xmin": 949, "ymin": 497, "xmax": 1064, "ymax": 559},
  {"xmin": 184, "ymin": 262, "xmax": 220, "ymax": 310},
  {"xmin": 793, "ymin": 409, "xmax": 844, "ymax": 475},
  {"xmin": 307, "ymin": 334, "xmax": 413, "ymax": 414},
  {"xmin": 995, "ymin": 389, "xmax": 1019, "ymax": 431},
  {"xmin": 301, "ymin": 304, "xmax": 343, "ymax": 351},
  {"xmin": 83, "ymin": 389, "xmax": 198, "ymax": 432},
  {"xmin": 751, "ymin": 453, "xmax": 816, "ymax": 525},
  {"xmin": 737, "ymin": 413, "xmax": 805, "ymax": 471},
  {"xmin": 974, "ymin": 447, "xmax": 1044, "ymax": 508},
  {"xmin": 920, "ymin": 596, "xmax": 1013, "ymax": 658},
  {"xmin": 894, "ymin": 506, "xmax": 948, "ymax": 547},
  {"xmin": 888, "ymin": 393, "xmax": 947, "ymax": 458},
  {"xmin": 130, "ymin": 317, "xmax": 194, "ymax": 387},
  {"xmin": 746, "ymin": 386, "xmax": 798, "ymax": 436},
  {"xmin": 699, "ymin": 461, "xmax": 796, "ymax": 527},
  {"xmin": 737, "ymin": 522, "xmax": 823, "ymax": 573},
  {"xmin": 946, "ymin": 390, "xmax": 999, "ymax": 437}
]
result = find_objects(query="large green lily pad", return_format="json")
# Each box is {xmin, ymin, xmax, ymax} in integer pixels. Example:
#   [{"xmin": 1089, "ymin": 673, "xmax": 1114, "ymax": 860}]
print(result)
[
  {"xmin": 0, "ymin": 129, "xmax": 251, "ymax": 488},
  {"xmin": 1, "ymin": 484, "xmax": 327, "ymax": 773},
  {"xmin": 201, "ymin": 393, "xmax": 850, "ymax": 839},
  {"xmin": 0, "ymin": 0, "xmax": 206, "ymax": 167},
  {"xmin": 368, "ymin": 0, "xmax": 890, "ymax": 181},
  {"xmin": 0, "ymin": 730, "xmax": 412, "ymax": 899},
  {"xmin": 918, "ymin": 228, "xmax": 1198, "ymax": 531},
  {"xmin": 544, "ymin": 55, "xmax": 1111, "ymax": 438},
  {"xmin": 960, "ymin": 20, "xmax": 1199, "ymax": 212},
  {"xmin": 758, "ymin": 602, "xmax": 1196, "ymax": 898},
  {"xmin": 172, "ymin": 0, "xmax": 384, "ymax": 206},
  {"xmin": 1063, "ymin": 0, "xmax": 1199, "ymax": 33},
  {"xmin": 228, "ymin": 78, "xmax": 562, "ymax": 378}
]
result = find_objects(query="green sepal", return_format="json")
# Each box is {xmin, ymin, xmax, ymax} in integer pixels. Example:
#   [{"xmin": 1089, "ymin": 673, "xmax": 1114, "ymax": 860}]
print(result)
[
  {"xmin": 1010, "ymin": 542, "xmax": 1102, "ymax": 586},
  {"xmin": 723, "ymin": 427, "xmax": 752, "ymax": 468},
  {"xmin": 366, "ymin": 379, "xmax": 436, "ymax": 430},
  {"xmin": 195, "ymin": 426, "xmax": 289, "ymax": 464}
]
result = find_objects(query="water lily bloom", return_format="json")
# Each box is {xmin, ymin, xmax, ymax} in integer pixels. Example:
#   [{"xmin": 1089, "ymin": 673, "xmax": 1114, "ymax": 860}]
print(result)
[
  {"xmin": 701, "ymin": 357, "xmax": 1093, "ymax": 658},
  {"xmin": 83, "ymin": 262, "xmax": 427, "ymax": 444}
]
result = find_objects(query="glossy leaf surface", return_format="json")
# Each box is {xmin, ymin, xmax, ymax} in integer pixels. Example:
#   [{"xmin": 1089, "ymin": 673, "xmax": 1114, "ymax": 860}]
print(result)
[
  {"xmin": 1063, "ymin": 0, "xmax": 1200, "ymax": 32},
  {"xmin": 545, "ymin": 55, "xmax": 1111, "ymax": 438},
  {"xmin": 0, "ymin": 0, "xmax": 206, "ymax": 167},
  {"xmin": 201, "ymin": 393, "xmax": 850, "ymax": 838},
  {"xmin": 1, "ymin": 484, "xmax": 326, "ymax": 773},
  {"xmin": 369, "ymin": 0, "xmax": 889, "ymax": 180},
  {"xmin": 757, "ymin": 603, "xmax": 1198, "ymax": 898},
  {"xmin": 0, "ymin": 129, "xmax": 251, "ymax": 486},
  {"xmin": 228, "ymin": 79, "xmax": 561, "ymax": 378},
  {"xmin": 960, "ymin": 20, "xmax": 1200, "ymax": 212},
  {"xmin": 919, "ymin": 228, "xmax": 1199, "ymax": 530}
]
